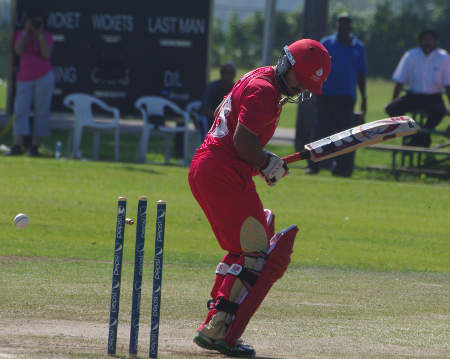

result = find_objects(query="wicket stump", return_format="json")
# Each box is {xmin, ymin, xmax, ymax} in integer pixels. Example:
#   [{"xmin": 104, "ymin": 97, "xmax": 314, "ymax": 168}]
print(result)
[
  {"xmin": 149, "ymin": 200, "xmax": 166, "ymax": 358},
  {"xmin": 107, "ymin": 196, "xmax": 127, "ymax": 355},
  {"xmin": 129, "ymin": 196, "xmax": 148, "ymax": 355}
]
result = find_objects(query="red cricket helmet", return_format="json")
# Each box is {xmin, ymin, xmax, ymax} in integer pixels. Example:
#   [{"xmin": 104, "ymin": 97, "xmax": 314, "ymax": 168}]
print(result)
[{"xmin": 285, "ymin": 39, "xmax": 331, "ymax": 95}]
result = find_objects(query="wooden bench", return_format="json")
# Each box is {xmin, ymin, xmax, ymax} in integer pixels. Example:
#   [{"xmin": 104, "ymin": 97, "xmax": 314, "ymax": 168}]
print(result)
[{"xmin": 367, "ymin": 144, "xmax": 450, "ymax": 179}]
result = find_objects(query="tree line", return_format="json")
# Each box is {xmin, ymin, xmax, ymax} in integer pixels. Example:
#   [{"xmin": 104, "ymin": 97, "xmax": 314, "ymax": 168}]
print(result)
[
  {"xmin": 212, "ymin": 0, "xmax": 450, "ymax": 78},
  {"xmin": 1, "ymin": 0, "xmax": 449, "ymax": 79}
]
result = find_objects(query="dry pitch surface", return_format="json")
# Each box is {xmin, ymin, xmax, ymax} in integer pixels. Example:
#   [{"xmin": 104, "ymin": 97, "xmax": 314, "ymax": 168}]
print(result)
[{"xmin": 0, "ymin": 257, "xmax": 449, "ymax": 359}]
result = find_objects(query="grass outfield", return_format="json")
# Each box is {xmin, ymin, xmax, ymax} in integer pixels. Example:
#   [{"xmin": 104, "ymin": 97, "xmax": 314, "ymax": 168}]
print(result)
[
  {"xmin": 0, "ymin": 157, "xmax": 449, "ymax": 358},
  {"xmin": 0, "ymin": 157, "xmax": 448, "ymax": 271}
]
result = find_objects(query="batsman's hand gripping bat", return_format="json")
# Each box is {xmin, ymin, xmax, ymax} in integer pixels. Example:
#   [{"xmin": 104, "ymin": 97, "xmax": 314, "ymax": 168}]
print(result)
[{"xmin": 282, "ymin": 116, "xmax": 418, "ymax": 164}]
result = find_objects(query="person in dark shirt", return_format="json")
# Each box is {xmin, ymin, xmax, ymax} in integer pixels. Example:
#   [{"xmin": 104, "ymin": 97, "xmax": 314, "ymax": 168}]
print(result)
[{"xmin": 201, "ymin": 62, "xmax": 237, "ymax": 129}]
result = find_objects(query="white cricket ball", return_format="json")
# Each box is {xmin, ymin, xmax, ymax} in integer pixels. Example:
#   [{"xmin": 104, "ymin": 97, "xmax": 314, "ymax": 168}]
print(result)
[{"xmin": 14, "ymin": 213, "xmax": 29, "ymax": 229}]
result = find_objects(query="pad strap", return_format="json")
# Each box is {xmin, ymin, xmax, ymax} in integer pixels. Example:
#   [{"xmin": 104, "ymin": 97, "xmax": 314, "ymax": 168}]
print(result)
[
  {"xmin": 228, "ymin": 264, "xmax": 260, "ymax": 287},
  {"xmin": 207, "ymin": 297, "xmax": 239, "ymax": 314}
]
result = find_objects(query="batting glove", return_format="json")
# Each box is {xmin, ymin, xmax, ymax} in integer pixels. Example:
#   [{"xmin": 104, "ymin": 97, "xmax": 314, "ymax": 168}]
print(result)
[{"xmin": 259, "ymin": 151, "xmax": 289, "ymax": 186}]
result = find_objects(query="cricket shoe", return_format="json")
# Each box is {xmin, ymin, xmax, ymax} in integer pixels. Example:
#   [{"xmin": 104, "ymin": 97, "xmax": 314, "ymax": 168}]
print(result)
[{"xmin": 193, "ymin": 332, "xmax": 255, "ymax": 358}]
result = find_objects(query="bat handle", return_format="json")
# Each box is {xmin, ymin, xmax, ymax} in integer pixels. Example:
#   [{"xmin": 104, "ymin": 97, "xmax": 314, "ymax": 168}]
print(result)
[{"xmin": 282, "ymin": 150, "xmax": 310, "ymax": 164}]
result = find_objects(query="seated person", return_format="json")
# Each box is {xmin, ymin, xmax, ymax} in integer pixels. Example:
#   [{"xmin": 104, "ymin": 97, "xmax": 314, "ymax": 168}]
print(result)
[
  {"xmin": 200, "ymin": 62, "xmax": 237, "ymax": 130},
  {"xmin": 385, "ymin": 29, "xmax": 450, "ymax": 147}
]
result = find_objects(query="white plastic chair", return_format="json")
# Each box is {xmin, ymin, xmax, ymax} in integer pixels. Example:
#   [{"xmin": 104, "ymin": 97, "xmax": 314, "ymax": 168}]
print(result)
[
  {"xmin": 185, "ymin": 100, "xmax": 202, "ymax": 114},
  {"xmin": 135, "ymin": 96, "xmax": 192, "ymax": 165},
  {"xmin": 185, "ymin": 100, "xmax": 209, "ymax": 145},
  {"xmin": 63, "ymin": 93, "xmax": 120, "ymax": 161}
]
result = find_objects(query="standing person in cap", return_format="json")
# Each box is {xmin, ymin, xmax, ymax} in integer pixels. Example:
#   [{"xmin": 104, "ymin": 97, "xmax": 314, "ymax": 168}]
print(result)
[
  {"xmin": 305, "ymin": 13, "xmax": 368, "ymax": 177},
  {"xmin": 188, "ymin": 39, "xmax": 331, "ymax": 358}
]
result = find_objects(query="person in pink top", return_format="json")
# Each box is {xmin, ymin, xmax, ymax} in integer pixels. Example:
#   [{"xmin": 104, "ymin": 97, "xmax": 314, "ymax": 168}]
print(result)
[
  {"xmin": 8, "ymin": 10, "xmax": 54, "ymax": 156},
  {"xmin": 189, "ymin": 39, "xmax": 331, "ymax": 358}
]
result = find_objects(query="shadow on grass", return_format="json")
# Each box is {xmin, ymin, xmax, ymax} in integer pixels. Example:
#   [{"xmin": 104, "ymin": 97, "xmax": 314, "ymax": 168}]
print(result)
[
  {"xmin": 165, "ymin": 348, "xmax": 282, "ymax": 359},
  {"xmin": 120, "ymin": 165, "xmax": 161, "ymax": 175}
]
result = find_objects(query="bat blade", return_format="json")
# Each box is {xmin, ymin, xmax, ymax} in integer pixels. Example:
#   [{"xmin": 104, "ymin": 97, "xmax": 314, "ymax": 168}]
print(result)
[{"xmin": 283, "ymin": 116, "xmax": 418, "ymax": 164}]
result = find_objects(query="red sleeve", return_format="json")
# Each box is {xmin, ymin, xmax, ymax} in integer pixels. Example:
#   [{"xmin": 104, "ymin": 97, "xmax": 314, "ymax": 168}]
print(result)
[{"xmin": 238, "ymin": 78, "xmax": 278, "ymax": 135}]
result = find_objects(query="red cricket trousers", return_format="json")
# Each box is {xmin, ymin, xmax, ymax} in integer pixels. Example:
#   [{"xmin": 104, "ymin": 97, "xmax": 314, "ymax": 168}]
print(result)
[{"xmin": 188, "ymin": 148, "xmax": 269, "ymax": 255}]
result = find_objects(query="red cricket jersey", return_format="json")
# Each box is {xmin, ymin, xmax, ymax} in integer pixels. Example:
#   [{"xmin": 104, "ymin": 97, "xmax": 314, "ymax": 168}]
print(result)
[
  {"xmin": 198, "ymin": 66, "xmax": 282, "ymax": 174},
  {"xmin": 189, "ymin": 66, "xmax": 281, "ymax": 253}
]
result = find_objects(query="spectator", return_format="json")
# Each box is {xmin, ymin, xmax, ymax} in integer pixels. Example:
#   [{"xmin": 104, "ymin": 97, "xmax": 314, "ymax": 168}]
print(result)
[
  {"xmin": 200, "ymin": 62, "xmax": 237, "ymax": 130},
  {"xmin": 8, "ymin": 9, "xmax": 54, "ymax": 156},
  {"xmin": 306, "ymin": 14, "xmax": 367, "ymax": 177},
  {"xmin": 385, "ymin": 29, "xmax": 450, "ymax": 147}
]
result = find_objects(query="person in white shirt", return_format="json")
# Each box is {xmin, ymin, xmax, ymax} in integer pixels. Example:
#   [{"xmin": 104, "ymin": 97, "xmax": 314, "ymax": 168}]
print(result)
[{"xmin": 385, "ymin": 29, "xmax": 450, "ymax": 147}]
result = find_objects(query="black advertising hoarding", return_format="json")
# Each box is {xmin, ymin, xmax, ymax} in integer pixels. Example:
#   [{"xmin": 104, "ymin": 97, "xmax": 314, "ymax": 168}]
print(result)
[{"xmin": 13, "ymin": 0, "xmax": 211, "ymax": 116}]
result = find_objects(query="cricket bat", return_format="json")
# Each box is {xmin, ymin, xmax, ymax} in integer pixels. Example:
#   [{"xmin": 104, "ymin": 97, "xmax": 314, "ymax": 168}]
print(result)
[{"xmin": 282, "ymin": 116, "xmax": 418, "ymax": 164}]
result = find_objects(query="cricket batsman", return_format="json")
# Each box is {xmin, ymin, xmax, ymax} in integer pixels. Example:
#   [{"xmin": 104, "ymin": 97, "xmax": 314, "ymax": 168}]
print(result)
[{"xmin": 188, "ymin": 39, "xmax": 331, "ymax": 358}]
